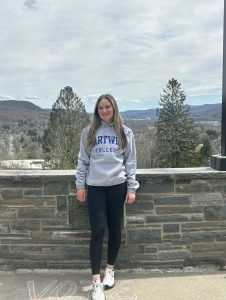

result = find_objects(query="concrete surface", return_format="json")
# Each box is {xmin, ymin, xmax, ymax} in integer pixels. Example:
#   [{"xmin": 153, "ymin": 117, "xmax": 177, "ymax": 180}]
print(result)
[{"xmin": 1, "ymin": 267, "xmax": 226, "ymax": 300}]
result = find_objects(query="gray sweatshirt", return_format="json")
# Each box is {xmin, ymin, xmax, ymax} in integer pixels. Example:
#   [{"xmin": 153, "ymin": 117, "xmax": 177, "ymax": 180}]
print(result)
[{"xmin": 75, "ymin": 122, "xmax": 139, "ymax": 192}]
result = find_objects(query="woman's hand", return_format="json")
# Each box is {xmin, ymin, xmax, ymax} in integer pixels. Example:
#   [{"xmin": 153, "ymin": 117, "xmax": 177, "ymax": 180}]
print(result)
[
  {"xmin": 76, "ymin": 188, "xmax": 86, "ymax": 202},
  {"xmin": 125, "ymin": 192, "xmax": 136, "ymax": 204}
]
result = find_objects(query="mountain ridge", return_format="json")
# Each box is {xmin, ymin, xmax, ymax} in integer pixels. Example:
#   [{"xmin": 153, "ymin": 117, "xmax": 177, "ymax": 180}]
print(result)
[
  {"xmin": 122, "ymin": 103, "xmax": 221, "ymax": 121},
  {"xmin": 0, "ymin": 100, "xmax": 49, "ymax": 123},
  {"xmin": 0, "ymin": 100, "xmax": 222, "ymax": 123}
]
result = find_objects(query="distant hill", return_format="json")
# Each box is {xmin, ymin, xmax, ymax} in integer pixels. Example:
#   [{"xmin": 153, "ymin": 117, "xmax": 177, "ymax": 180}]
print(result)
[
  {"xmin": 189, "ymin": 103, "xmax": 221, "ymax": 121},
  {"xmin": 121, "ymin": 103, "xmax": 221, "ymax": 121},
  {"xmin": 0, "ymin": 100, "xmax": 222, "ymax": 124},
  {"xmin": 0, "ymin": 100, "xmax": 49, "ymax": 123},
  {"xmin": 121, "ymin": 108, "xmax": 156, "ymax": 119}
]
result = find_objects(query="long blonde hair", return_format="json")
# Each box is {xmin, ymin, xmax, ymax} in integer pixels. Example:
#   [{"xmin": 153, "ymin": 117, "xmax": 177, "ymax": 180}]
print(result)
[{"xmin": 86, "ymin": 94, "xmax": 127, "ymax": 151}]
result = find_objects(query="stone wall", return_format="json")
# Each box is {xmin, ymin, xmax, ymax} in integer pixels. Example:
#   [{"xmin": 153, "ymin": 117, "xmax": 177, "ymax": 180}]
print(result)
[{"xmin": 0, "ymin": 168, "xmax": 226, "ymax": 270}]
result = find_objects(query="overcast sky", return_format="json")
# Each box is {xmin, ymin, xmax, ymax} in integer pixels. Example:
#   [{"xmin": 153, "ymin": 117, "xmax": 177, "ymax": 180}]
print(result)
[{"xmin": 0, "ymin": 0, "xmax": 223, "ymax": 112}]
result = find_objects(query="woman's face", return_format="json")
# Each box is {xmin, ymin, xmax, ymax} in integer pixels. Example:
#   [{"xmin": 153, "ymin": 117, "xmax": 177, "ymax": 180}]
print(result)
[{"xmin": 97, "ymin": 98, "xmax": 114, "ymax": 123}]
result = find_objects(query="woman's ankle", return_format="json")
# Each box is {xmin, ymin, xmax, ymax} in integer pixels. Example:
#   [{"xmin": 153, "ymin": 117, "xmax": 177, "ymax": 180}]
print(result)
[
  {"xmin": 106, "ymin": 264, "xmax": 114, "ymax": 269},
  {"xmin": 92, "ymin": 274, "xmax": 101, "ymax": 282}
]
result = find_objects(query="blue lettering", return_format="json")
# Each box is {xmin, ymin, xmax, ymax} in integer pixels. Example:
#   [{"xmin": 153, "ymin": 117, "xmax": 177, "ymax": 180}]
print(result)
[
  {"xmin": 95, "ymin": 135, "xmax": 119, "ymax": 145},
  {"xmin": 98, "ymin": 136, "xmax": 103, "ymax": 144},
  {"xmin": 108, "ymin": 136, "xmax": 114, "ymax": 144},
  {"xmin": 108, "ymin": 136, "xmax": 118, "ymax": 144},
  {"xmin": 94, "ymin": 145, "xmax": 119, "ymax": 154}
]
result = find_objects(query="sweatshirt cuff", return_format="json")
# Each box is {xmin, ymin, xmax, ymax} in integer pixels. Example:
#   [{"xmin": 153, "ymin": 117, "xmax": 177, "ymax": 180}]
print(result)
[
  {"xmin": 75, "ymin": 182, "xmax": 85, "ymax": 189},
  {"xmin": 127, "ymin": 188, "xmax": 136, "ymax": 193}
]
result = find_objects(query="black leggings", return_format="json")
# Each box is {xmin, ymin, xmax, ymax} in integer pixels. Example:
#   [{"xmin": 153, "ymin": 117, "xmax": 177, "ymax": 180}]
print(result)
[{"xmin": 87, "ymin": 182, "xmax": 127, "ymax": 275}]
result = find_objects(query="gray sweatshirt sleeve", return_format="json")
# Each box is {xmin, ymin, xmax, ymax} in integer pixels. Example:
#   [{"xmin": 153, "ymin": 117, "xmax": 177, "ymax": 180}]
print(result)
[
  {"xmin": 123, "ymin": 128, "xmax": 139, "ymax": 192},
  {"xmin": 75, "ymin": 128, "xmax": 90, "ymax": 189}
]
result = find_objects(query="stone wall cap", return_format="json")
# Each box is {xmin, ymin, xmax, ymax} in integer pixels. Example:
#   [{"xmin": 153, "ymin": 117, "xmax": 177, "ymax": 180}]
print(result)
[
  {"xmin": 137, "ymin": 167, "xmax": 226, "ymax": 175},
  {"xmin": 0, "ymin": 167, "xmax": 225, "ymax": 179}
]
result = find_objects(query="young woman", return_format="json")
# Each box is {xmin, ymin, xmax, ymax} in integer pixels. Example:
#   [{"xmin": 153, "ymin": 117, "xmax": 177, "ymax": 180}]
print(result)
[{"xmin": 76, "ymin": 94, "xmax": 139, "ymax": 300}]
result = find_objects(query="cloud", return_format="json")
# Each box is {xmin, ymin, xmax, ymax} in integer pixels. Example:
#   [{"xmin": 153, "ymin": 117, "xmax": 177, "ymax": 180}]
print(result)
[
  {"xmin": 24, "ymin": 0, "xmax": 37, "ymax": 10},
  {"xmin": 0, "ymin": 0, "xmax": 223, "ymax": 110},
  {"xmin": 24, "ymin": 96, "xmax": 40, "ymax": 100},
  {"xmin": 82, "ymin": 94, "xmax": 99, "ymax": 103},
  {"xmin": 0, "ymin": 95, "xmax": 15, "ymax": 100},
  {"xmin": 130, "ymin": 99, "xmax": 142, "ymax": 103}
]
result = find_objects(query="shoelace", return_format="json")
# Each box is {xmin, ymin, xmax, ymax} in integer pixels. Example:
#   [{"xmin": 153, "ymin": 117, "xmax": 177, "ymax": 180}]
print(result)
[
  {"xmin": 104, "ymin": 269, "xmax": 114, "ymax": 279},
  {"xmin": 93, "ymin": 282, "xmax": 104, "ymax": 294}
]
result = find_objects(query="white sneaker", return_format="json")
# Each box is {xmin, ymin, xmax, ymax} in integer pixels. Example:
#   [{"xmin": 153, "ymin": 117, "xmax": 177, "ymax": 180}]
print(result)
[
  {"xmin": 91, "ymin": 280, "xmax": 105, "ymax": 300},
  {"xmin": 103, "ymin": 267, "xmax": 115, "ymax": 289}
]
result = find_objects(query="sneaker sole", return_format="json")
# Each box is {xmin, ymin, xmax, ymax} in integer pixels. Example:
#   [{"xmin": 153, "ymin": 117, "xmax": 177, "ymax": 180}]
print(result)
[
  {"xmin": 91, "ymin": 296, "xmax": 106, "ymax": 300},
  {"xmin": 104, "ymin": 283, "xmax": 115, "ymax": 290},
  {"xmin": 90, "ymin": 292, "xmax": 106, "ymax": 300}
]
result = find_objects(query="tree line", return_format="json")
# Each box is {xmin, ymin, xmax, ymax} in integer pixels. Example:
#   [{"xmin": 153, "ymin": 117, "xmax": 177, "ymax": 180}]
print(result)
[
  {"xmin": 42, "ymin": 80, "xmax": 213, "ymax": 169},
  {"xmin": 0, "ymin": 80, "xmax": 217, "ymax": 169}
]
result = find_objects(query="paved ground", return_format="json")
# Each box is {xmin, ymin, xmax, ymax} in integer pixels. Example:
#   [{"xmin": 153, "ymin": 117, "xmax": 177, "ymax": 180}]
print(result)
[{"xmin": 1, "ymin": 267, "xmax": 226, "ymax": 300}]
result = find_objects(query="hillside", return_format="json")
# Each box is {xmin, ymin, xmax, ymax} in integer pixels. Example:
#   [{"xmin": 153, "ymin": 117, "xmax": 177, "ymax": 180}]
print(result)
[
  {"xmin": 0, "ymin": 100, "xmax": 49, "ymax": 124},
  {"xmin": 121, "ymin": 108, "xmax": 156, "ymax": 119},
  {"xmin": 0, "ymin": 100, "xmax": 222, "ymax": 124},
  {"xmin": 189, "ymin": 103, "xmax": 221, "ymax": 121},
  {"xmin": 121, "ymin": 103, "xmax": 221, "ymax": 121}
]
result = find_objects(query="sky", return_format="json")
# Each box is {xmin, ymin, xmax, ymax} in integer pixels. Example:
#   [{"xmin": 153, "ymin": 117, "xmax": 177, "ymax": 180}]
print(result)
[{"xmin": 0, "ymin": 0, "xmax": 224, "ymax": 112}]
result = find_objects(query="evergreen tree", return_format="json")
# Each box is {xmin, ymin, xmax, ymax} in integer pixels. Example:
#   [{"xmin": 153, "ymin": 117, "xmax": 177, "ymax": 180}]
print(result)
[
  {"xmin": 199, "ymin": 134, "xmax": 212, "ymax": 166},
  {"xmin": 155, "ymin": 78, "xmax": 199, "ymax": 167},
  {"xmin": 42, "ymin": 86, "xmax": 89, "ymax": 169}
]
